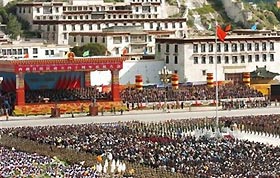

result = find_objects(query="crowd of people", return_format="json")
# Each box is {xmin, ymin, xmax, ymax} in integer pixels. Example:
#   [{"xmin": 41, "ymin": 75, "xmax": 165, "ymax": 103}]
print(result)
[
  {"xmin": 2, "ymin": 115, "xmax": 280, "ymax": 177},
  {"xmin": 25, "ymin": 87, "xmax": 111, "ymax": 103},
  {"xmin": 0, "ymin": 147, "xmax": 98, "ymax": 177},
  {"xmin": 121, "ymin": 84, "xmax": 263, "ymax": 104}
]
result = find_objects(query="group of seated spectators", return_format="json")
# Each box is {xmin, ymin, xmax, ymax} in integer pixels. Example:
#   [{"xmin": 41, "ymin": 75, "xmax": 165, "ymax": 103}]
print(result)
[
  {"xmin": 2, "ymin": 114, "xmax": 280, "ymax": 177},
  {"xmin": 21, "ymin": 83, "xmax": 263, "ymax": 104},
  {"xmin": 25, "ymin": 87, "xmax": 111, "ymax": 103},
  {"xmin": 121, "ymin": 83, "xmax": 263, "ymax": 104}
]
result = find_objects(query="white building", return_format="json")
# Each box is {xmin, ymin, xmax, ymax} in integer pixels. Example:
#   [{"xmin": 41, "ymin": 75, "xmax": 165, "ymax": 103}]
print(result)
[
  {"xmin": 15, "ymin": 0, "xmax": 186, "ymax": 53},
  {"xmin": 0, "ymin": 37, "xmax": 70, "ymax": 59},
  {"xmin": 155, "ymin": 32, "xmax": 280, "ymax": 83},
  {"xmin": 69, "ymin": 25, "xmax": 176, "ymax": 60}
]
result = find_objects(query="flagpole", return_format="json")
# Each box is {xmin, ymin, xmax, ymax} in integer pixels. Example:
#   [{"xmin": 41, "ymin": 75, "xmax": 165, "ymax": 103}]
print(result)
[{"xmin": 215, "ymin": 19, "xmax": 219, "ymax": 134}]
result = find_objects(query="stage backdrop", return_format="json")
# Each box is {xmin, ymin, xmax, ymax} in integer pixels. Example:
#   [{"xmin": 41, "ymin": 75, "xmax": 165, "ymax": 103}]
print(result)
[{"xmin": 0, "ymin": 72, "xmax": 85, "ymax": 90}]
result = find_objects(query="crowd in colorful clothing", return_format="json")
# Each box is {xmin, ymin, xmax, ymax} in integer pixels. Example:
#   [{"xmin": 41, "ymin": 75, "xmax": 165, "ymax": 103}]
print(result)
[
  {"xmin": 121, "ymin": 84, "xmax": 263, "ymax": 103},
  {"xmin": 2, "ymin": 115, "xmax": 280, "ymax": 177},
  {"xmin": 0, "ymin": 147, "xmax": 98, "ymax": 178}
]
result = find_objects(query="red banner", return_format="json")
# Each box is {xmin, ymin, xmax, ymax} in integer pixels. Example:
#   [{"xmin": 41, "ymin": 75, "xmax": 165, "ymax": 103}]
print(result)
[{"xmin": 14, "ymin": 62, "xmax": 123, "ymax": 73}]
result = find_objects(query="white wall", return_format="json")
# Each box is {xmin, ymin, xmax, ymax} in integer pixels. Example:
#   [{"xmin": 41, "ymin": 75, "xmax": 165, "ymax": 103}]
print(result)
[{"xmin": 90, "ymin": 60, "xmax": 164, "ymax": 85}]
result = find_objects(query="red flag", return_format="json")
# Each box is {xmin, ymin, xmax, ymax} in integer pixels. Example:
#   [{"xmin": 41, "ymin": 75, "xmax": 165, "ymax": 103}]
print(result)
[
  {"xmin": 224, "ymin": 24, "xmax": 231, "ymax": 32},
  {"xmin": 216, "ymin": 25, "xmax": 227, "ymax": 42},
  {"xmin": 55, "ymin": 76, "xmax": 62, "ymax": 89},
  {"xmin": 24, "ymin": 53, "xmax": 29, "ymax": 58},
  {"xmin": 122, "ymin": 48, "xmax": 127, "ymax": 56}
]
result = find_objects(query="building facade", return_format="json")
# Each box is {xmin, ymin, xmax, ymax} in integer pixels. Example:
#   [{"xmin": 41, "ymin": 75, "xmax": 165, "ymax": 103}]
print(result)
[
  {"xmin": 0, "ymin": 39, "xmax": 70, "ymax": 59},
  {"xmin": 69, "ymin": 25, "xmax": 176, "ymax": 60},
  {"xmin": 155, "ymin": 34, "xmax": 280, "ymax": 83},
  {"xmin": 15, "ymin": 0, "xmax": 186, "ymax": 56}
]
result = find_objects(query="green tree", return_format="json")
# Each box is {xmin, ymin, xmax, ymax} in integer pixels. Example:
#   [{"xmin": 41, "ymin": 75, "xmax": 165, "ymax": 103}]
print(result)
[
  {"xmin": 71, "ymin": 43, "xmax": 107, "ymax": 57},
  {"xmin": 6, "ymin": 14, "xmax": 22, "ymax": 39}
]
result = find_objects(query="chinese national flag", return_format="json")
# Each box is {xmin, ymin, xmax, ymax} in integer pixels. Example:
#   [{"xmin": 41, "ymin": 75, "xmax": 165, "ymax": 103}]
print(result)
[
  {"xmin": 216, "ymin": 25, "xmax": 227, "ymax": 42},
  {"xmin": 24, "ymin": 53, "xmax": 29, "ymax": 58},
  {"xmin": 224, "ymin": 24, "xmax": 231, "ymax": 32}
]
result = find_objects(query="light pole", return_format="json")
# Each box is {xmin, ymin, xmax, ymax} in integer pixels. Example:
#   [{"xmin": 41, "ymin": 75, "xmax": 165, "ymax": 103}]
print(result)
[{"xmin": 158, "ymin": 66, "xmax": 172, "ymax": 112}]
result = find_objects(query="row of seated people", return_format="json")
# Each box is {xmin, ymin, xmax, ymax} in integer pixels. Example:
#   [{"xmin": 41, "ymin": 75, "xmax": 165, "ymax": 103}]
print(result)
[
  {"xmin": 2, "ymin": 115, "xmax": 280, "ymax": 177},
  {"xmin": 25, "ymin": 87, "xmax": 112, "ymax": 103},
  {"xmin": 121, "ymin": 83, "xmax": 263, "ymax": 103},
  {"xmin": 7, "ymin": 83, "xmax": 264, "ymax": 104}
]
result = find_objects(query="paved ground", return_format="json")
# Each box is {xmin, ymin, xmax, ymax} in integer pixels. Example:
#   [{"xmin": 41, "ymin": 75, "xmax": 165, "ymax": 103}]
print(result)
[{"xmin": 1, "ymin": 106, "xmax": 280, "ymax": 128}]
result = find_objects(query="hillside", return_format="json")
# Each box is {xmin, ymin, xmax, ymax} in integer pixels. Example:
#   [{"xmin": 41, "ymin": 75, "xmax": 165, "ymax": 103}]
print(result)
[{"xmin": 185, "ymin": 0, "xmax": 280, "ymax": 35}]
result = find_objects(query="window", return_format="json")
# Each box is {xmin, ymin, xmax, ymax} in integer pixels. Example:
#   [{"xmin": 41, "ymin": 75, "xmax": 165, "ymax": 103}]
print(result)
[
  {"xmin": 166, "ymin": 44, "xmax": 169, "ymax": 53},
  {"xmin": 116, "ymin": 48, "xmax": 119, "ymax": 55},
  {"xmin": 247, "ymin": 43, "xmax": 252, "ymax": 51},
  {"xmin": 194, "ymin": 57, "xmax": 198, "ymax": 64},
  {"xmin": 72, "ymin": 25, "xmax": 75, "ymax": 31},
  {"xmin": 174, "ymin": 56, "xmax": 178, "ymax": 64},
  {"xmin": 97, "ymin": 24, "xmax": 101, "ymax": 30},
  {"xmin": 262, "ymin": 54, "xmax": 266, "ymax": 62},
  {"xmin": 179, "ymin": 22, "xmax": 183, "ymax": 28},
  {"xmin": 12, "ymin": 49, "xmax": 17, "ymax": 55},
  {"xmin": 157, "ymin": 44, "xmax": 161, "ymax": 52},
  {"xmin": 90, "ymin": 37, "xmax": 93, "ymax": 43},
  {"xmin": 33, "ymin": 48, "xmax": 38, "ymax": 54},
  {"xmin": 217, "ymin": 43, "xmax": 221, "ymax": 52},
  {"xmin": 80, "ymin": 24, "xmax": 84, "ymax": 31},
  {"xmin": 201, "ymin": 56, "xmax": 206, "ymax": 64},
  {"xmin": 225, "ymin": 56, "xmax": 229, "ymax": 64},
  {"xmin": 209, "ymin": 56, "xmax": 213, "ymax": 64},
  {"xmin": 95, "ymin": 37, "xmax": 98, "ymax": 43},
  {"xmin": 45, "ymin": 50, "xmax": 49, "ymax": 55},
  {"xmin": 193, "ymin": 44, "xmax": 198, "ymax": 53},
  {"xmin": 202, "ymin": 70, "xmax": 206, "ymax": 76},
  {"xmin": 270, "ymin": 54, "xmax": 274, "ymax": 61},
  {"xmin": 231, "ymin": 43, "xmax": 237, "ymax": 52},
  {"xmin": 50, "ymin": 50, "xmax": 54, "ymax": 55},
  {"xmin": 47, "ymin": 25, "xmax": 50, "ymax": 31},
  {"xmin": 53, "ymin": 25, "xmax": 56, "ymax": 31},
  {"xmin": 241, "ymin": 55, "xmax": 245, "ymax": 63},
  {"xmin": 135, "ymin": 6, "xmax": 139, "ymax": 12},
  {"xmin": 7, "ymin": 49, "xmax": 11, "ymax": 55},
  {"xmin": 270, "ymin": 42, "xmax": 274, "ymax": 50},
  {"xmin": 172, "ymin": 23, "xmax": 175, "ymax": 28},
  {"xmin": 209, "ymin": 44, "xmax": 213, "ymax": 52},
  {"xmin": 63, "ymin": 33, "xmax": 67, "ymax": 40},
  {"xmin": 240, "ymin": 43, "xmax": 245, "ymax": 51},
  {"xmin": 150, "ymin": 23, "xmax": 153, "ymax": 29},
  {"xmin": 165, "ymin": 56, "xmax": 169, "ymax": 64},
  {"xmin": 154, "ymin": 6, "xmax": 157, "ymax": 12},
  {"xmin": 23, "ymin": 49, "xmax": 28, "ymax": 55},
  {"xmin": 102, "ymin": 37, "xmax": 105, "ymax": 43},
  {"xmin": 165, "ymin": 23, "xmax": 168, "ymax": 28},
  {"xmin": 224, "ymin": 43, "xmax": 229, "ymax": 52},
  {"xmin": 217, "ymin": 56, "xmax": 221, "ymax": 64},
  {"xmin": 148, "ymin": 36, "xmax": 152, "ymax": 42},
  {"xmin": 18, "ymin": 49, "xmax": 22, "ymax": 55},
  {"xmin": 248, "ymin": 55, "xmax": 252, "ymax": 62},
  {"xmin": 37, "ymin": 8, "xmax": 40, "ymax": 13},
  {"xmin": 81, "ymin": 36, "xmax": 84, "ymax": 43},
  {"xmin": 73, "ymin": 37, "xmax": 76, "ymax": 42},
  {"xmin": 63, "ymin": 24, "xmax": 67, "ymax": 31},
  {"xmin": 255, "ymin": 54, "xmax": 259, "ymax": 62},
  {"xmin": 201, "ymin": 44, "xmax": 206, "ymax": 52},
  {"xmin": 174, "ymin": 44, "xmax": 178, "ymax": 53},
  {"xmin": 2, "ymin": 49, "xmax": 6, "ymax": 55},
  {"xmin": 262, "ymin": 42, "xmax": 266, "ymax": 50},
  {"xmin": 232, "ymin": 56, "xmax": 238, "ymax": 64},
  {"xmin": 255, "ymin": 43, "xmax": 259, "ymax": 51}
]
